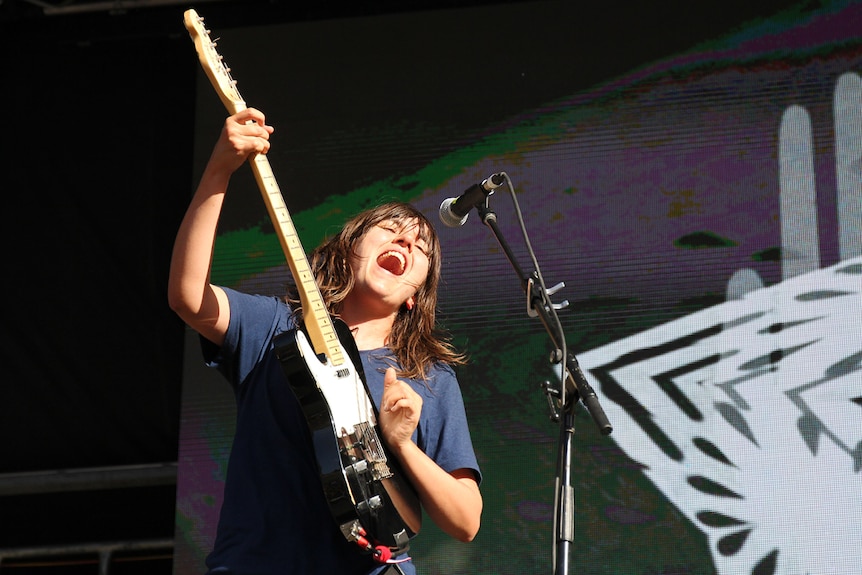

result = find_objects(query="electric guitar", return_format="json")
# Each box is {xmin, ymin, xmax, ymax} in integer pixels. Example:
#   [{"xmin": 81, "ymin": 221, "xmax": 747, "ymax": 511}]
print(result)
[{"xmin": 183, "ymin": 9, "xmax": 421, "ymax": 562}]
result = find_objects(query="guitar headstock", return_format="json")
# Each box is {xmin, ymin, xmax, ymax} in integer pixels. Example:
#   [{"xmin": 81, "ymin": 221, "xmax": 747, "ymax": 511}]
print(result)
[{"xmin": 183, "ymin": 9, "xmax": 246, "ymax": 114}]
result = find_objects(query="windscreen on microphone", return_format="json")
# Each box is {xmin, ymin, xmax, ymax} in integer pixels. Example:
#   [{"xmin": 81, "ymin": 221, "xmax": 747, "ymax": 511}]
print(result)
[{"xmin": 438, "ymin": 173, "xmax": 504, "ymax": 228}]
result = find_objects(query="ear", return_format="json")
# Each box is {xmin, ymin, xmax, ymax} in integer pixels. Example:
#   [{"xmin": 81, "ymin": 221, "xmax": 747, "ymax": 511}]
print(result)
[{"xmin": 405, "ymin": 296, "xmax": 415, "ymax": 311}]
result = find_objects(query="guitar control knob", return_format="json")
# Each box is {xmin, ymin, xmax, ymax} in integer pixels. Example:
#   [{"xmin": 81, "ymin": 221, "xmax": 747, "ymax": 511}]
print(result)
[{"xmin": 357, "ymin": 495, "xmax": 383, "ymax": 513}]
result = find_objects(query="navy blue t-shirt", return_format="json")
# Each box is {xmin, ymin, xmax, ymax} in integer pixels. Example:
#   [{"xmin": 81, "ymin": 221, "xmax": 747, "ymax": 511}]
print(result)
[{"xmin": 201, "ymin": 287, "xmax": 481, "ymax": 575}]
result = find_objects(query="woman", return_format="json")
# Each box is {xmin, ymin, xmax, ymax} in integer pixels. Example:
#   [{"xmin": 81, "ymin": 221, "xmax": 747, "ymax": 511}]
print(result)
[{"xmin": 168, "ymin": 108, "xmax": 482, "ymax": 575}]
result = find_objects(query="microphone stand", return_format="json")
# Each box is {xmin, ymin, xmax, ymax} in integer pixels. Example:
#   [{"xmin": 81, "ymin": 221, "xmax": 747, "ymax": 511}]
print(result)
[{"xmin": 474, "ymin": 199, "xmax": 612, "ymax": 575}]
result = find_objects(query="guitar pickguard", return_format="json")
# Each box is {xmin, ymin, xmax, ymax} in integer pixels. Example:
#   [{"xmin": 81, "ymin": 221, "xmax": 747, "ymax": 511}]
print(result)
[{"xmin": 273, "ymin": 323, "xmax": 415, "ymax": 554}]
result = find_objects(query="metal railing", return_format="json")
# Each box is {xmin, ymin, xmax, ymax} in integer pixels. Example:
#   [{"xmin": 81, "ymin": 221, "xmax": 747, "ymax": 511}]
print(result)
[
  {"xmin": 0, "ymin": 463, "xmax": 178, "ymax": 574},
  {"xmin": 0, "ymin": 539, "xmax": 174, "ymax": 574},
  {"xmin": 0, "ymin": 463, "xmax": 177, "ymax": 497}
]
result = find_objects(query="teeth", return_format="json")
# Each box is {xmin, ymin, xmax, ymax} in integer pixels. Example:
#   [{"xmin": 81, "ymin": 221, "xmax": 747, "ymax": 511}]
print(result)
[
  {"xmin": 380, "ymin": 250, "xmax": 406, "ymax": 274},
  {"xmin": 389, "ymin": 251, "xmax": 406, "ymax": 271}
]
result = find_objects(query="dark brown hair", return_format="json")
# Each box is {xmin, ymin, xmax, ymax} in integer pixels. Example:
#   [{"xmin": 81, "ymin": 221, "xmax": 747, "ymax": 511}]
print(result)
[{"xmin": 290, "ymin": 201, "xmax": 465, "ymax": 380}]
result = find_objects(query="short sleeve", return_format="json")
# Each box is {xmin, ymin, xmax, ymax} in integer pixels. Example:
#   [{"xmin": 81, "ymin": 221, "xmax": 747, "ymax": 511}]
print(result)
[{"xmin": 201, "ymin": 287, "xmax": 293, "ymax": 390}]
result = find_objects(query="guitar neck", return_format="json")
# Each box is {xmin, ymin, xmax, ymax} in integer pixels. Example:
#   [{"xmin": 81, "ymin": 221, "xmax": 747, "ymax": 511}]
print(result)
[
  {"xmin": 249, "ymin": 153, "xmax": 345, "ymax": 367},
  {"xmin": 181, "ymin": 9, "xmax": 342, "ymax": 365}
]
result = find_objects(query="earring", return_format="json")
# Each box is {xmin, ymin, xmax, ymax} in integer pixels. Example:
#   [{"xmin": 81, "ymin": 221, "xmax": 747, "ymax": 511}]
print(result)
[{"xmin": 405, "ymin": 299, "xmax": 414, "ymax": 311}]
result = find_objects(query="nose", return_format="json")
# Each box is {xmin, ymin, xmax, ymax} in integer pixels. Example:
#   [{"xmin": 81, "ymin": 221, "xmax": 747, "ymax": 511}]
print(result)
[
  {"xmin": 394, "ymin": 235, "xmax": 413, "ymax": 252},
  {"xmin": 393, "ymin": 228, "xmax": 420, "ymax": 252}
]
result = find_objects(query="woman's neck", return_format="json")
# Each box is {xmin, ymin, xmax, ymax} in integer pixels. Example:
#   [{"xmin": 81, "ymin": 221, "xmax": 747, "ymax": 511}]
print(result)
[{"xmin": 340, "ymin": 311, "xmax": 395, "ymax": 351}]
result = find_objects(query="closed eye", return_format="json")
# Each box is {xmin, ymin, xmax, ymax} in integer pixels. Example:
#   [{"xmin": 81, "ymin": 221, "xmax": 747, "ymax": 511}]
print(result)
[{"xmin": 378, "ymin": 222, "xmax": 429, "ymax": 255}]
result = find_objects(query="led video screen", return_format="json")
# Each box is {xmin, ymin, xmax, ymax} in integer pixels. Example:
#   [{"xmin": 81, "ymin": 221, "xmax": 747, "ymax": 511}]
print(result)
[{"xmin": 174, "ymin": 3, "xmax": 862, "ymax": 574}]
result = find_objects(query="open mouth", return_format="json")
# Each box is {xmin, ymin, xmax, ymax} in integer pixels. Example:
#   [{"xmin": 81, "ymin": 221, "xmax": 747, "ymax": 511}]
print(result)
[{"xmin": 377, "ymin": 250, "xmax": 406, "ymax": 276}]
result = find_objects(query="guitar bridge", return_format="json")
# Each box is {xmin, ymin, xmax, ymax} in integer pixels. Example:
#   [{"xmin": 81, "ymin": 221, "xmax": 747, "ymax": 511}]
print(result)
[{"xmin": 340, "ymin": 423, "xmax": 394, "ymax": 480}]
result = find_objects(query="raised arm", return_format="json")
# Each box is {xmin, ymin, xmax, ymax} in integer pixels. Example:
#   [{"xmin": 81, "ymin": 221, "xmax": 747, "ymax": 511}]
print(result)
[{"xmin": 168, "ymin": 108, "xmax": 274, "ymax": 346}]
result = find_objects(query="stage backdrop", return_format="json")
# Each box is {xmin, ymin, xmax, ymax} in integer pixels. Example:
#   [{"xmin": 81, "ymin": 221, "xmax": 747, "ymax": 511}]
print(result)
[{"xmin": 173, "ymin": 2, "xmax": 862, "ymax": 574}]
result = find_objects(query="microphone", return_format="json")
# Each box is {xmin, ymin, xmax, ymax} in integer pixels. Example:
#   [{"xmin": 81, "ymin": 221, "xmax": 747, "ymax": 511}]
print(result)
[{"xmin": 438, "ymin": 173, "xmax": 505, "ymax": 227}]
